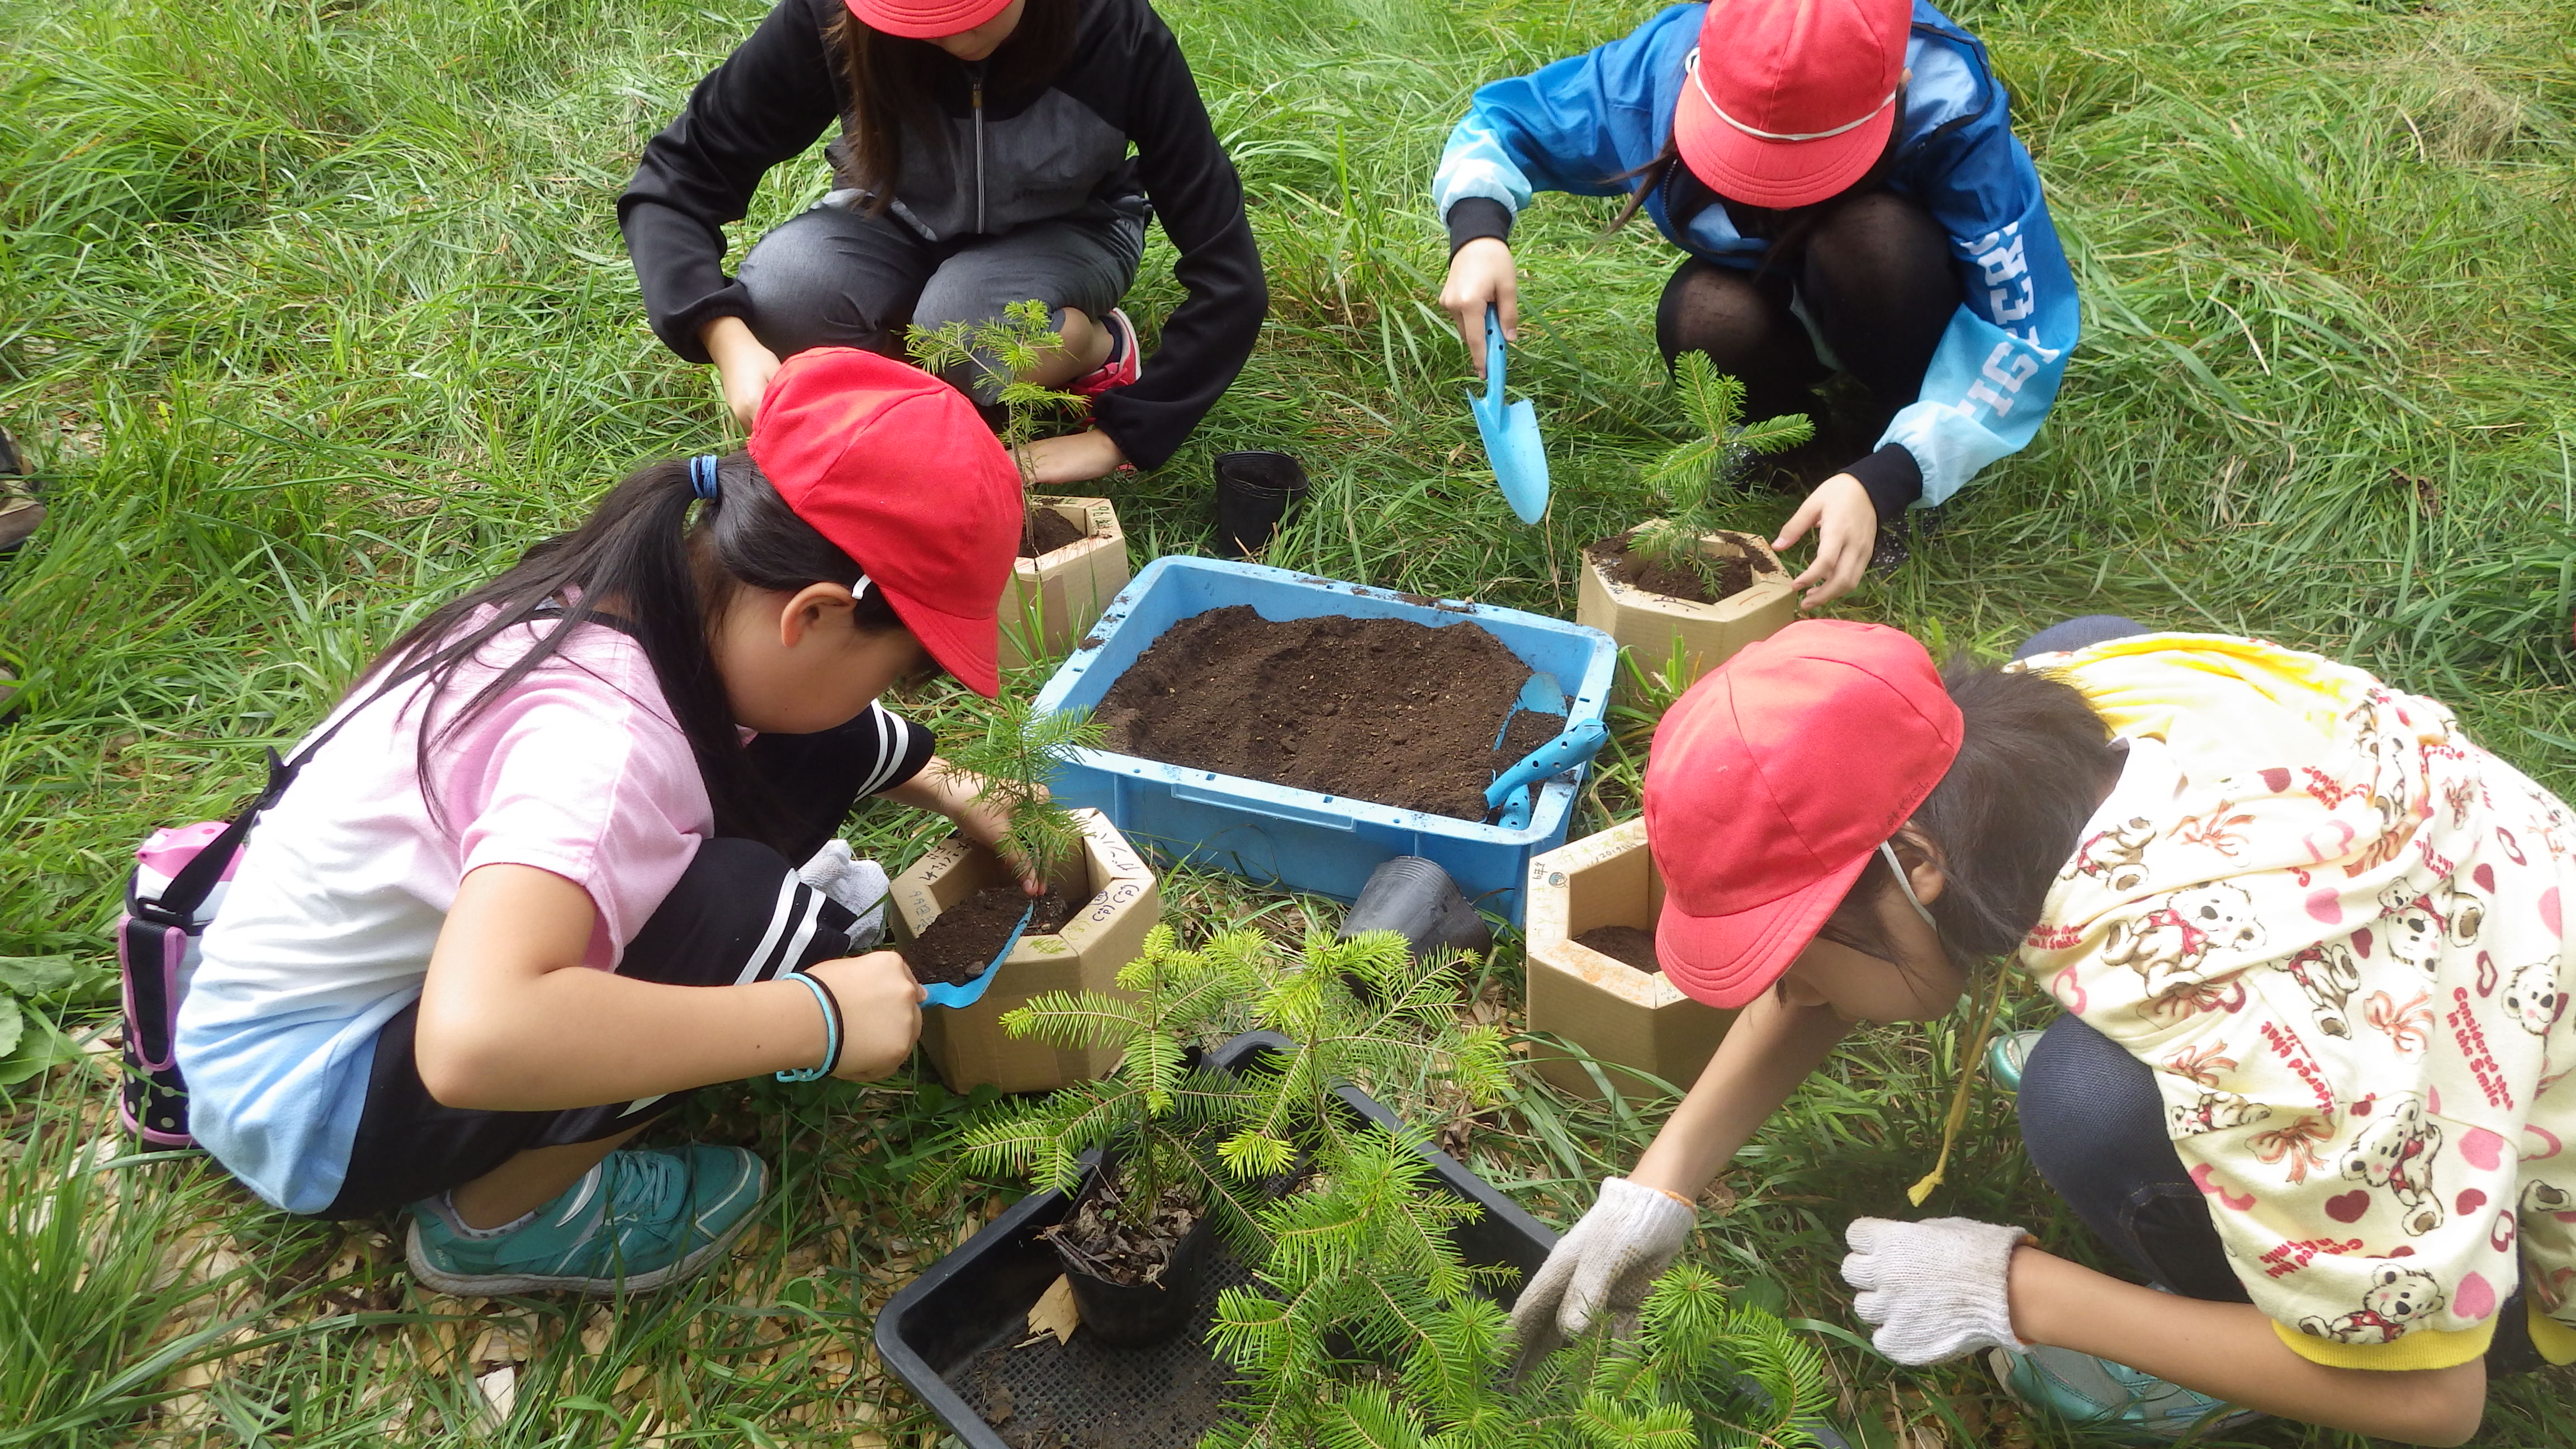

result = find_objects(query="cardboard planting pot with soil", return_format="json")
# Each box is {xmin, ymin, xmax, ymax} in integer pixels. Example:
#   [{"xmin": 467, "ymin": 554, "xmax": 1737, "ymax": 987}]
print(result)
[
  {"xmin": 1522, "ymin": 819, "xmax": 1737, "ymax": 1102},
  {"xmin": 1577, "ymin": 524, "xmax": 1797, "ymax": 703},
  {"xmin": 893, "ymin": 807, "xmax": 1159, "ymax": 1094},
  {"xmin": 875, "ymin": 1031, "xmax": 1557, "ymax": 1449},
  {"xmin": 1032, "ymin": 558, "xmax": 1618, "ymax": 924},
  {"xmin": 1000, "ymin": 496, "xmax": 1130, "ymax": 670}
]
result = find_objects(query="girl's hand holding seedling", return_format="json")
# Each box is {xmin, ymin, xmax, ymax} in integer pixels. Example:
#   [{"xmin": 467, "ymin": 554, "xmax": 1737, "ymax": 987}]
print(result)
[
  {"xmin": 884, "ymin": 758, "xmax": 1048, "ymax": 895},
  {"xmin": 700, "ymin": 315, "xmax": 783, "ymax": 431},
  {"xmin": 1772, "ymin": 471, "xmax": 1874, "ymax": 608},
  {"xmin": 803, "ymin": 950, "xmax": 930, "ymax": 1079}
]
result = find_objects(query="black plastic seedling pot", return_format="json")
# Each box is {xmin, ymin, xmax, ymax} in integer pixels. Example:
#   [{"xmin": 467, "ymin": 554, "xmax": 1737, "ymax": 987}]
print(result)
[{"xmin": 873, "ymin": 1030, "xmax": 1555, "ymax": 1449}]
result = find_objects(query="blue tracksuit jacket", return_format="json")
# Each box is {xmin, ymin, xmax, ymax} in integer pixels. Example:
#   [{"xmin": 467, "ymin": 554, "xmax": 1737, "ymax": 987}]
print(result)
[{"xmin": 1432, "ymin": 2, "xmax": 2079, "ymax": 506}]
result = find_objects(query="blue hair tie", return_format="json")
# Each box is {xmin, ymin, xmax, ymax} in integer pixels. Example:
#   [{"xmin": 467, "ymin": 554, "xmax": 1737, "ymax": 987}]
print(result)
[{"xmin": 688, "ymin": 454, "xmax": 721, "ymax": 501}]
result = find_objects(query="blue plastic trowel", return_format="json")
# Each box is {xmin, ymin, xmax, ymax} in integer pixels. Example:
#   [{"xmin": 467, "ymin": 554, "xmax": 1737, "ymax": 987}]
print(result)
[
  {"xmin": 1485, "ymin": 671, "xmax": 1607, "ymax": 830},
  {"xmin": 1470, "ymin": 305, "xmax": 1551, "ymax": 524}
]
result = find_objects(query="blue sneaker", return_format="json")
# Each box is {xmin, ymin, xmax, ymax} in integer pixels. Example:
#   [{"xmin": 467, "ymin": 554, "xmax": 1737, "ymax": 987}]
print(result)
[
  {"xmin": 1990, "ymin": 1344, "xmax": 2264, "ymax": 1443},
  {"xmin": 405, "ymin": 1145, "xmax": 767, "ymax": 1295},
  {"xmin": 1987, "ymin": 1029, "xmax": 2046, "ymax": 1093}
]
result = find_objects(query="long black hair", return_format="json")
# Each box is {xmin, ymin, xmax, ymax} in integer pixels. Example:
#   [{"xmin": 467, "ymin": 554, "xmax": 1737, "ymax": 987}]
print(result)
[
  {"xmin": 354, "ymin": 452, "xmax": 905, "ymax": 852},
  {"xmin": 825, "ymin": 0, "xmax": 1078, "ymax": 217},
  {"xmin": 1813, "ymin": 663, "xmax": 2122, "ymax": 970}
]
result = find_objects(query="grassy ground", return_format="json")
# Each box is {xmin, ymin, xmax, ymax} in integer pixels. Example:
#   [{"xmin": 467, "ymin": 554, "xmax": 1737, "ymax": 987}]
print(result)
[{"xmin": 2, "ymin": 0, "xmax": 2574, "ymax": 1442}]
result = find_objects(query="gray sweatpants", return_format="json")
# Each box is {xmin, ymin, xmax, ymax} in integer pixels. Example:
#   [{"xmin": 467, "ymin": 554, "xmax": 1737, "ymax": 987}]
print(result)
[{"xmin": 735, "ymin": 197, "xmax": 1144, "ymax": 402}]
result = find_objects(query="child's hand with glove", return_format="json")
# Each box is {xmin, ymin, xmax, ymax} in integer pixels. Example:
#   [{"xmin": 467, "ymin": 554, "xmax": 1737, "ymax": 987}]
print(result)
[
  {"xmin": 1505, "ymin": 1177, "xmax": 1697, "ymax": 1371},
  {"xmin": 1841, "ymin": 1216, "xmax": 2035, "ymax": 1364}
]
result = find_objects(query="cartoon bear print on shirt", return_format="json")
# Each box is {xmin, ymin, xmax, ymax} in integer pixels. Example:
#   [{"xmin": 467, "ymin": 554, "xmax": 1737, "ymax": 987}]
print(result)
[
  {"xmin": 2283, "ymin": 941, "xmax": 2364, "ymax": 1038},
  {"xmin": 2066, "ymin": 816, "xmax": 2158, "ymax": 893},
  {"xmin": 2103, "ymin": 882, "xmax": 2264, "ymax": 1001},
  {"xmin": 2342, "ymin": 1094, "xmax": 2446, "ymax": 1237},
  {"xmin": 2296, "ymin": 1263, "xmax": 2447, "ymax": 1344},
  {"xmin": 2503, "ymin": 963, "xmax": 2566, "ymax": 1036},
  {"xmin": 2376, "ymin": 887, "xmax": 2450, "ymax": 979},
  {"xmin": 2169, "ymin": 1090, "xmax": 2272, "ymax": 1137}
]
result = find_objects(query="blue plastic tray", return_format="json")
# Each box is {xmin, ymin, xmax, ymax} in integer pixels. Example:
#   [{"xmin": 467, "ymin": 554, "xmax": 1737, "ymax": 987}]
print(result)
[{"xmin": 1031, "ymin": 557, "xmax": 1617, "ymax": 925}]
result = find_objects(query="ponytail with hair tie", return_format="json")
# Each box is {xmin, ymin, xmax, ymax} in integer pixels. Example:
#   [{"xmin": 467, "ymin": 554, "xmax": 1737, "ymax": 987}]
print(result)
[{"xmin": 689, "ymin": 454, "xmax": 721, "ymax": 501}]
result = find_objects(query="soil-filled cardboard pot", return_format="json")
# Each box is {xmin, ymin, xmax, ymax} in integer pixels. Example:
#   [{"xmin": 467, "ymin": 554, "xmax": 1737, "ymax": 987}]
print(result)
[
  {"xmin": 1523, "ymin": 820, "xmax": 1735, "ymax": 1102},
  {"xmin": 1001, "ymin": 497, "xmax": 1131, "ymax": 670},
  {"xmin": 896, "ymin": 808, "xmax": 1160, "ymax": 1093},
  {"xmin": 1576, "ymin": 524, "xmax": 1796, "ymax": 704}
]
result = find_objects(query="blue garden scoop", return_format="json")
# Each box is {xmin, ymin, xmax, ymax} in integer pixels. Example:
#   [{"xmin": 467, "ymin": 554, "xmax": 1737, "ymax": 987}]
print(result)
[
  {"xmin": 1470, "ymin": 304, "xmax": 1550, "ymax": 524},
  {"xmin": 1485, "ymin": 717, "xmax": 1609, "ymax": 830}
]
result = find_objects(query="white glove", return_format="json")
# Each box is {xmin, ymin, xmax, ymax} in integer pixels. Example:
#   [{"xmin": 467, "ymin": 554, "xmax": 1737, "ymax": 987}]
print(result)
[
  {"xmin": 797, "ymin": 839, "xmax": 890, "ymax": 953},
  {"xmin": 1840, "ymin": 1216, "xmax": 2032, "ymax": 1366},
  {"xmin": 1507, "ymin": 1177, "xmax": 1697, "ymax": 1370}
]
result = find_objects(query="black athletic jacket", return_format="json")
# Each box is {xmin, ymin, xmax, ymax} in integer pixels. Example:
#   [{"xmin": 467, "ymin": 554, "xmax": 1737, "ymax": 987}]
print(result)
[{"xmin": 619, "ymin": 0, "xmax": 1266, "ymax": 470}]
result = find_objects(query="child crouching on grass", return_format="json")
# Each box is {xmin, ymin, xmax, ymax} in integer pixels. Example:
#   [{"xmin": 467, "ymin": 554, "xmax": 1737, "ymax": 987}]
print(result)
[{"xmin": 174, "ymin": 348, "xmax": 1040, "ymax": 1295}]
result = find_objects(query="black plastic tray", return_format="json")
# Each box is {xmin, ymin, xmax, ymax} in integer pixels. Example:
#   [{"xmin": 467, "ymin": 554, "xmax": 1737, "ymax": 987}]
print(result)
[{"xmin": 874, "ymin": 1030, "xmax": 1556, "ymax": 1448}]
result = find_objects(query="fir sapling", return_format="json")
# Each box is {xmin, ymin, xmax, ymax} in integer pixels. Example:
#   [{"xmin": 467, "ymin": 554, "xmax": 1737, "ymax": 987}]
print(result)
[
  {"xmin": 908, "ymin": 297, "xmax": 1085, "ymax": 527},
  {"xmin": 938, "ymin": 695, "xmax": 1105, "ymax": 892},
  {"xmin": 1634, "ymin": 352, "xmax": 1813, "ymax": 599}
]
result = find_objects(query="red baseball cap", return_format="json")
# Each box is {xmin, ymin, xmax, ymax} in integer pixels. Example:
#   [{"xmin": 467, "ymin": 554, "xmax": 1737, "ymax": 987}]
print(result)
[
  {"xmin": 749, "ymin": 347, "xmax": 1022, "ymax": 698},
  {"xmin": 1673, "ymin": 0, "xmax": 1911, "ymax": 210},
  {"xmin": 843, "ymin": 0, "xmax": 1014, "ymax": 40},
  {"xmin": 1642, "ymin": 619, "xmax": 1962, "ymax": 1006}
]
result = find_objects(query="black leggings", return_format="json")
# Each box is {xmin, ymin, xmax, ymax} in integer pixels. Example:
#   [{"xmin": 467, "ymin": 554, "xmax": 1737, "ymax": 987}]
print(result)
[{"xmin": 1655, "ymin": 191, "xmax": 1958, "ymax": 441}]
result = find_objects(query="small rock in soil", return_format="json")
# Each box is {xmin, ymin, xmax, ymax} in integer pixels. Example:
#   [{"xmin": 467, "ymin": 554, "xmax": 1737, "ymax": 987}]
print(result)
[
  {"xmin": 1573, "ymin": 924, "xmax": 1662, "ymax": 974},
  {"xmin": 1020, "ymin": 508, "xmax": 1089, "ymax": 558},
  {"xmin": 902, "ymin": 884, "xmax": 1083, "ymax": 986},
  {"xmin": 1096, "ymin": 606, "xmax": 1568, "ymax": 820},
  {"xmin": 1588, "ymin": 528, "xmax": 1775, "ymax": 605}
]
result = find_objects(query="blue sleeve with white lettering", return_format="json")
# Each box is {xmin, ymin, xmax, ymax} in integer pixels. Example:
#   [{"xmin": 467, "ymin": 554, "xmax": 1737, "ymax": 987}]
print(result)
[{"xmin": 1879, "ymin": 79, "xmax": 2080, "ymax": 506}]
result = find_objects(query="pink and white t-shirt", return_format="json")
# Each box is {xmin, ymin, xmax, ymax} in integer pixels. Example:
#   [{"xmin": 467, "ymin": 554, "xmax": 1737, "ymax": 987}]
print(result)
[{"xmin": 177, "ymin": 617, "xmax": 713, "ymax": 1213}]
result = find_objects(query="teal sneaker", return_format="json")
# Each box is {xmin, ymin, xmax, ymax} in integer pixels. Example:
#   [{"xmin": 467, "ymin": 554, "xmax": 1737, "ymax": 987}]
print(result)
[
  {"xmin": 1989, "ymin": 1344, "xmax": 2264, "ymax": 1443},
  {"xmin": 406, "ymin": 1145, "xmax": 767, "ymax": 1295},
  {"xmin": 1987, "ymin": 1029, "xmax": 2047, "ymax": 1093}
]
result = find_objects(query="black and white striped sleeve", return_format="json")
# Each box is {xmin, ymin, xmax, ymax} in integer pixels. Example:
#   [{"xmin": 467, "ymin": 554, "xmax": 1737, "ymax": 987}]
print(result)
[{"xmin": 850, "ymin": 702, "xmax": 935, "ymax": 798}]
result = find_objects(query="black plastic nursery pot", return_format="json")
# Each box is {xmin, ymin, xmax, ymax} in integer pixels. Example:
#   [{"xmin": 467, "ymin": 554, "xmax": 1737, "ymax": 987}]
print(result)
[
  {"xmin": 1212, "ymin": 450, "xmax": 1309, "ymax": 558},
  {"xmin": 873, "ymin": 1030, "xmax": 1556, "ymax": 1449},
  {"xmin": 1052, "ymin": 1174, "xmax": 1220, "ymax": 1348}
]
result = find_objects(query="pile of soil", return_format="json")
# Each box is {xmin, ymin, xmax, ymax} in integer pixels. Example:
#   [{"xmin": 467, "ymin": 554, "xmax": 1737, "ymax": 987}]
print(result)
[
  {"xmin": 901, "ymin": 884, "xmax": 1084, "ymax": 986},
  {"xmin": 1587, "ymin": 528, "xmax": 1778, "ymax": 605},
  {"xmin": 1020, "ymin": 507, "xmax": 1090, "ymax": 558},
  {"xmin": 954, "ymin": 1247, "xmax": 1250, "ymax": 1449},
  {"xmin": 1573, "ymin": 924, "xmax": 1662, "ymax": 975},
  {"xmin": 1095, "ymin": 607, "xmax": 1564, "ymax": 820},
  {"xmin": 1048, "ymin": 1172, "xmax": 1200, "ymax": 1285}
]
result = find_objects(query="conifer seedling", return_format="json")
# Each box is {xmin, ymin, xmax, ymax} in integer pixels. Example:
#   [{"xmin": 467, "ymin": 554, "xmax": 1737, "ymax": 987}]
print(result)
[
  {"xmin": 908, "ymin": 297, "xmax": 1085, "ymax": 490},
  {"xmin": 939, "ymin": 695, "xmax": 1104, "ymax": 893},
  {"xmin": 1635, "ymin": 352, "xmax": 1813, "ymax": 599}
]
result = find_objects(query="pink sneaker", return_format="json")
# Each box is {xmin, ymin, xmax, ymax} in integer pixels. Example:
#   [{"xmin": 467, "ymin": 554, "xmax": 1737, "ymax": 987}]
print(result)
[{"xmin": 1068, "ymin": 308, "xmax": 1140, "ymax": 398}]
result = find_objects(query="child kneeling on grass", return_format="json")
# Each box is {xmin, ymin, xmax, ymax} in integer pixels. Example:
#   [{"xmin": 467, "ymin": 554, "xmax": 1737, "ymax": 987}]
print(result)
[
  {"xmin": 173, "ymin": 348, "xmax": 1038, "ymax": 1295},
  {"xmin": 1515, "ymin": 618, "xmax": 2573, "ymax": 1445}
]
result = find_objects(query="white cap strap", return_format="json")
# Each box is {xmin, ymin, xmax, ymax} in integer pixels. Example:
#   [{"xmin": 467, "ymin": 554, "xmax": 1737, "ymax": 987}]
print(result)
[{"xmin": 1687, "ymin": 48, "xmax": 1897, "ymax": 144}]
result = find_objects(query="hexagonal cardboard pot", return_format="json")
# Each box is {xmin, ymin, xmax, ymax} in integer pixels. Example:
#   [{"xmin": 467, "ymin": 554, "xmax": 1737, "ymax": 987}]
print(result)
[
  {"xmin": 894, "ymin": 807, "xmax": 1161, "ymax": 1094},
  {"xmin": 999, "ymin": 497, "xmax": 1130, "ymax": 671},
  {"xmin": 1523, "ymin": 819, "xmax": 1735, "ymax": 1102},
  {"xmin": 1576, "ymin": 525, "xmax": 1796, "ymax": 703}
]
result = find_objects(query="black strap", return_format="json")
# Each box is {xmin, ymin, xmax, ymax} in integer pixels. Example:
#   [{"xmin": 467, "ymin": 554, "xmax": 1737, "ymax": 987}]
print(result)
[{"xmin": 136, "ymin": 604, "xmax": 643, "ymax": 925}]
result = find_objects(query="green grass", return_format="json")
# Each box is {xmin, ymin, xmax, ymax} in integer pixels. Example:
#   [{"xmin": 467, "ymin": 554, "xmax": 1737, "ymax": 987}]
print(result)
[{"xmin": 2, "ymin": 0, "xmax": 2573, "ymax": 1441}]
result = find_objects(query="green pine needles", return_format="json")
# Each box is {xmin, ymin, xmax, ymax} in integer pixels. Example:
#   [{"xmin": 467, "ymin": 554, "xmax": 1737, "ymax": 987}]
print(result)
[
  {"xmin": 962, "ymin": 925, "xmax": 1830, "ymax": 1447},
  {"xmin": 907, "ymin": 297, "xmax": 1085, "ymax": 485},
  {"xmin": 939, "ymin": 695, "xmax": 1105, "ymax": 889},
  {"xmin": 1633, "ymin": 353, "xmax": 1813, "ymax": 596}
]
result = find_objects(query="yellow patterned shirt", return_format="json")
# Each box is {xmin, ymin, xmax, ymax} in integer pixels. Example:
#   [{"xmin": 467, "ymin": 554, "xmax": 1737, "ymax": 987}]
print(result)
[{"xmin": 2015, "ymin": 634, "xmax": 2576, "ymax": 1369}]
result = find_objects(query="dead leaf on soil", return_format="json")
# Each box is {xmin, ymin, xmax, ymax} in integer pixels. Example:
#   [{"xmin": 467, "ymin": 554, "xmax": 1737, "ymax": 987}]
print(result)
[
  {"xmin": 579, "ymin": 1308, "xmax": 614, "ymax": 1356},
  {"xmin": 1021, "ymin": 1273, "xmax": 1079, "ymax": 1347},
  {"xmin": 476, "ymin": 1363, "xmax": 517, "ymax": 1423},
  {"xmin": 2390, "ymin": 467, "xmax": 2441, "ymax": 518}
]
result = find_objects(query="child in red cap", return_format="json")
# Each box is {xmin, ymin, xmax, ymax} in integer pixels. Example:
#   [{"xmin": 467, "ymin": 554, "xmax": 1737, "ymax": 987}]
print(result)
[
  {"xmin": 620, "ymin": 0, "xmax": 1265, "ymax": 488},
  {"xmin": 1510, "ymin": 617, "xmax": 2573, "ymax": 1442},
  {"xmin": 173, "ymin": 349, "xmax": 1040, "ymax": 1295},
  {"xmin": 1433, "ymin": 0, "xmax": 2078, "ymax": 607}
]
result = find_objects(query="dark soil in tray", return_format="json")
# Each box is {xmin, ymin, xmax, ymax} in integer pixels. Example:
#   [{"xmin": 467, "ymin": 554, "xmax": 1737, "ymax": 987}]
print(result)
[
  {"xmin": 1095, "ymin": 605, "xmax": 1564, "ymax": 820},
  {"xmin": 953, "ymin": 1247, "xmax": 1253, "ymax": 1449},
  {"xmin": 1587, "ymin": 528, "xmax": 1778, "ymax": 605},
  {"xmin": 1574, "ymin": 924, "xmax": 1662, "ymax": 974},
  {"xmin": 902, "ymin": 884, "xmax": 1083, "ymax": 985},
  {"xmin": 1020, "ymin": 507, "xmax": 1090, "ymax": 558}
]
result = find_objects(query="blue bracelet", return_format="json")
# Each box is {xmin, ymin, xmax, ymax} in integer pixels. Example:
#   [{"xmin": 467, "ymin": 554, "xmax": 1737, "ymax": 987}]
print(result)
[{"xmin": 776, "ymin": 971, "xmax": 841, "ymax": 1083}]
